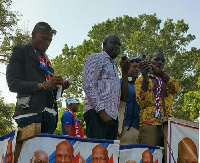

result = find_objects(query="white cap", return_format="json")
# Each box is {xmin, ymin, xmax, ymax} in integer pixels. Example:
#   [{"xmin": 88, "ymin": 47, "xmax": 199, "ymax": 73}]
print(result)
[{"xmin": 66, "ymin": 98, "xmax": 79, "ymax": 105}]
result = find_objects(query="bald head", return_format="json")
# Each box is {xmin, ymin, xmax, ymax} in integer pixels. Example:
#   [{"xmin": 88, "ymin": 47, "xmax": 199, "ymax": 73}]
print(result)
[
  {"xmin": 177, "ymin": 137, "xmax": 198, "ymax": 163},
  {"xmin": 149, "ymin": 51, "xmax": 165, "ymax": 60},
  {"xmin": 31, "ymin": 150, "xmax": 49, "ymax": 163},
  {"xmin": 102, "ymin": 34, "xmax": 121, "ymax": 59},
  {"xmin": 142, "ymin": 149, "xmax": 153, "ymax": 163},
  {"xmin": 92, "ymin": 145, "xmax": 109, "ymax": 163},
  {"xmin": 55, "ymin": 141, "xmax": 74, "ymax": 163}
]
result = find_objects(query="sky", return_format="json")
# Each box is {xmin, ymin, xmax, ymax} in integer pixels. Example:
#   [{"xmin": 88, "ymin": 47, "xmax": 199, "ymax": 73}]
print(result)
[{"xmin": 0, "ymin": 0, "xmax": 200, "ymax": 103}]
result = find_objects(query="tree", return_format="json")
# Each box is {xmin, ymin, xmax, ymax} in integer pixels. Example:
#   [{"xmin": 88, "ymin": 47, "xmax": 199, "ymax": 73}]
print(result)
[
  {"xmin": 0, "ymin": 0, "xmax": 18, "ymax": 36},
  {"xmin": 53, "ymin": 14, "xmax": 199, "ymax": 121},
  {"xmin": 0, "ymin": 0, "xmax": 31, "ymax": 63},
  {"xmin": 0, "ymin": 92, "xmax": 15, "ymax": 136},
  {"xmin": 0, "ymin": 0, "xmax": 31, "ymax": 135},
  {"xmin": 0, "ymin": 29, "xmax": 31, "ymax": 63},
  {"xmin": 182, "ymin": 77, "xmax": 200, "ymax": 121}
]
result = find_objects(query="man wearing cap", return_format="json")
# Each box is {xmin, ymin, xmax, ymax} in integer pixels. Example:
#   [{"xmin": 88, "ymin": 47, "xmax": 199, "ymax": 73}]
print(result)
[
  {"xmin": 6, "ymin": 22, "xmax": 70, "ymax": 134},
  {"xmin": 61, "ymin": 98, "xmax": 84, "ymax": 137}
]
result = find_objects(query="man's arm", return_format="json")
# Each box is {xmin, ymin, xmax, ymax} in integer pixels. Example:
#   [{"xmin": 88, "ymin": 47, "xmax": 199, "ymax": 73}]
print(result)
[
  {"xmin": 148, "ymin": 63, "xmax": 181, "ymax": 95},
  {"xmin": 139, "ymin": 61, "xmax": 149, "ymax": 92},
  {"xmin": 61, "ymin": 112, "xmax": 74, "ymax": 136},
  {"xmin": 83, "ymin": 54, "xmax": 103, "ymax": 111},
  {"xmin": 6, "ymin": 46, "xmax": 38, "ymax": 94},
  {"xmin": 120, "ymin": 59, "xmax": 130, "ymax": 101},
  {"xmin": 135, "ymin": 61, "xmax": 153, "ymax": 108},
  {"xmin": 7, "ymin": 46, "xmax": 65, "ymax": 94},
  {"xmin": 64, "ymin": 126, "xmax": 73, "ymax": 136}
]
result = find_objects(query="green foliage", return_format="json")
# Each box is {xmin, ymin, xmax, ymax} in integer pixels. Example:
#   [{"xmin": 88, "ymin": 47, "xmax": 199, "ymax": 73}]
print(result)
[
  {"xmin": 0, "ymin": 92, "xmax": 15, "ymax": 136},
  {"xmin": 0, "ymin": 0, "xmax": 31, "ymax": 63},
  {"xmin": 54, "ymin": 107, "xmax": 65, "ymax": 135},
  {"xmin": 182, "ymin": 78, "xmax": 200, "ymax": 121},
  {"xmin": 0, "ymin": 0, "xmax": 31, "ymax": 135},
  {"xmin": 0, "ymin": 29, "xmax": 31, "ymax": 63},
  {"xmin": 54, "ymin": 102, "xmax": 86, "ymax": 136},
  {"xmin": 53, "ymin": 14, "xmax": 199, "ymax": 121},
  {"xmin": 0, "ymin": 0, "xmax": 18, "ymax": 36}
]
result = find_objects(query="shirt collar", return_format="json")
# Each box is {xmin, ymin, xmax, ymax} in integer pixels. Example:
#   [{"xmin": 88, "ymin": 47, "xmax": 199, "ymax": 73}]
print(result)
[{"xmin": 102, "ymin": 51, "xmax": 117, "ymax": 65}]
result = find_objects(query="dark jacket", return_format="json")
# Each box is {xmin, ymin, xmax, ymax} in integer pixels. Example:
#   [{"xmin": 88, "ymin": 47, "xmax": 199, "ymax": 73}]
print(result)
[{"xmin": 6, "ymin": 44, "xmax": 58, "ymax": 117}]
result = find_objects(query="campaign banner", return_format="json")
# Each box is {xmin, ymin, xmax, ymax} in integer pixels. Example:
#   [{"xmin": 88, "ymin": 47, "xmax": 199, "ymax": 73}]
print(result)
[
  {"xmin": 18, "ymin": 134, "xmax": 119, "ymax": 163},
  {"xmin": 167, "ymin": 117, "xmax": 199, "ymax": 163},
  {"xmin": 119, "ymin": 144, "xmax": 163, "ymax": 163},
  {"xmin": 0, "ymin": 130, "xmax": 18, "ymax": 163}
]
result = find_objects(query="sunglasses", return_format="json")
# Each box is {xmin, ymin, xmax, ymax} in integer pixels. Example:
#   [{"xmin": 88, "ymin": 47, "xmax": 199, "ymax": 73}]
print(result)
[{"xmin": 36, "ymin": 25, "xmax": 57, "ymax": 35}]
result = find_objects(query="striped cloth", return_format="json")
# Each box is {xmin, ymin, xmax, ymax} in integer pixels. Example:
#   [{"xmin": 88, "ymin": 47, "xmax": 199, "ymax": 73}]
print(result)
[{"xmin": 83, "ymin": 51, "xmax": 121, "ymax": 120}]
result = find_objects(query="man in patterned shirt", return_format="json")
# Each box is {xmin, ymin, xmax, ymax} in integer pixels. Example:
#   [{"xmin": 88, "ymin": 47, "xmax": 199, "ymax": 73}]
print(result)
[
  {"xmin": 83, "ymin": 34, "xmax": 130, "ymax": 140},
  {"xmin": 135, "ymin": 51, "xmax": 180, "ymax": 147}
]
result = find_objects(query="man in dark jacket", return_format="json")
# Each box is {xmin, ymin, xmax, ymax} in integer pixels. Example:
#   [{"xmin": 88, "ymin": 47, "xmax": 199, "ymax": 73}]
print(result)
[{"xmin": 6, "ymin": 22, "xmax": 69, "ymax": 133}]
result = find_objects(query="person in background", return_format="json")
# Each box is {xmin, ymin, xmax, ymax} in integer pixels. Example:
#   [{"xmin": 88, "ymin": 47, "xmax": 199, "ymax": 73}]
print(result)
[
  {"xmin": 61, "ymin": 98, "xmax": 84, "ymax": 138},
  {"xmin": 135, "ymin": 51, "xmax": 180, "ymax": 147},
  {"xmin": 118, "ymin": 56, "xmax": 140, "ymax": 145},
  {"xmin": 83, "ymin": 34, "xmax": 130, "ymax": 140},
  {"xmin": 6, "ymin": 22, "xmax": 70, "ymax": 134}
]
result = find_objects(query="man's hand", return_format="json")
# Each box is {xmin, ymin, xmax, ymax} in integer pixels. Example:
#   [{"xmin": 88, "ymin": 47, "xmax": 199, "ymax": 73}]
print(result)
[
  {"xmin": 62, "ymin": 80, "xmax": 70, "ymax": 90},
  {"xmin": 120, "ymin": 59, "xmax": 131, "ymax": 74},
  {"xmin": 98, "ymin": 110, "xmax": 113, "ymax": 125},
  {"xmin": 148, "ymin": 63, "xmax": 164, "ymax": 77},
  {"xmin": 45, "ymin": 76, "xmax": 63, "ymax": 89},
  {"xmin": 139, "ymin": 61, "xmax": 149, "ymax": 82}
]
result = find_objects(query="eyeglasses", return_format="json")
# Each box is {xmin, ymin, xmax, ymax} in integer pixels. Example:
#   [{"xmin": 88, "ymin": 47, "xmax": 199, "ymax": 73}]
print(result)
[{"xmin": 36, "ymin": 25, "xmax": 57, "ymax": 36}]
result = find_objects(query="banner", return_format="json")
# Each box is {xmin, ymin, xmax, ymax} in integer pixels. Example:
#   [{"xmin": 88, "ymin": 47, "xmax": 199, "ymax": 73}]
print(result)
[
  {"xmin": 167, "ymin": 117, "xmax": 199, "ymax": 163},
  {"xmin": 119, "ymin": 144, "xmax": 163, "ymax": 163},
  {"xmin": 18, "ymin": 134, "xmax": 119, "ymax": 163},
  {"xmin": 0, "ymin": 130, "xmax": 18, "ymax": 163}
]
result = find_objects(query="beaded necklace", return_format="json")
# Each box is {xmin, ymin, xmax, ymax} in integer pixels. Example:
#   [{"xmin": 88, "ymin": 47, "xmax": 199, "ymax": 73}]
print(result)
[{"xmin": 149, "ymin": 73, "xmax": 162, "ymax": 118}]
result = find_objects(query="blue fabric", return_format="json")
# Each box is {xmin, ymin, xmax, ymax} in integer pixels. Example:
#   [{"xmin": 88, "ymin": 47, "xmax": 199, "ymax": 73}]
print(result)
[
  {"xmin": 61, "ymin": 111, "xmax": 81, "ymax": 135},
  {"xmin": 121, "ymin": 81, "xmax": 140, "ymax": 130},
  {"xmin": 119, "ymin": 143, "xmax": 161, "ymax": 150},
  {"xmin": 0, "ymin": 130, "xmax": 16, "ymax": 141},
  {"xmin": 39, "ymin": 133, "xmax": 115, "ymax": 143}
]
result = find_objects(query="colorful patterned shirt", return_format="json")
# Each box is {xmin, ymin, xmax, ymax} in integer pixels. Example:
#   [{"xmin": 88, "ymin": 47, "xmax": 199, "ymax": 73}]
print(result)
[
  {"xmin": 135, "ymin": 73, "xmax": 180, "ymax": 126},
  {"xmin": 83, "ymin": 51, "xmax": 121, "ymax": 120}
]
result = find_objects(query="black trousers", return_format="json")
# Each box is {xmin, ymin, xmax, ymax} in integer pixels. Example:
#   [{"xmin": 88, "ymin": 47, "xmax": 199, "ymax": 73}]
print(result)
[
  {"xmin": 84, "ymin": 110, "xmax": 118, "ymax": 140},
  {"xmin": 15, "ymin": 111, "xmax": 57, "ymax": 134}
]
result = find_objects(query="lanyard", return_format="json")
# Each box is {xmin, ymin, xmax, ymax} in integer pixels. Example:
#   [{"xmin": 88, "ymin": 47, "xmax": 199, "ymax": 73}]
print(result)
[{"xmin": 149, "ymin": 73, "xmax": 162, "ymax": 118}]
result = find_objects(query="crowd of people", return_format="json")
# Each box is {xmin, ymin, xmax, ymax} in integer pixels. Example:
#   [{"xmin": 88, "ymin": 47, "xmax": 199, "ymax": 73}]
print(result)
[{"xmin": 6, "ymin": 21, "xmax": 196, "ymax": 162}]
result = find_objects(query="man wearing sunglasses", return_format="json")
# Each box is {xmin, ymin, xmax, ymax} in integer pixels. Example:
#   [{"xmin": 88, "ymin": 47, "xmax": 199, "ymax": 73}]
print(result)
[{"xmin": 6, "ymin": 22, "xmax": 70, "ymax": 134}]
